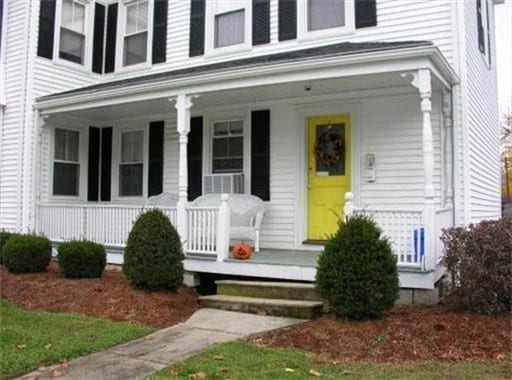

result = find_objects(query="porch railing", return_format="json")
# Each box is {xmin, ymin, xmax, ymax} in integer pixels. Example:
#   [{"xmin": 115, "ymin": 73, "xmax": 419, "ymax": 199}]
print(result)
[
  {"xmin": 36, "ymin": 203, "xmax": 177, "ymax": 247},
  {"xmin": 361, "ymin": 208, "xmax": 424, "ymax": 267},
  {"xmin": 186, "ymin": 206, "xmax": 219, "ymax": 255}
]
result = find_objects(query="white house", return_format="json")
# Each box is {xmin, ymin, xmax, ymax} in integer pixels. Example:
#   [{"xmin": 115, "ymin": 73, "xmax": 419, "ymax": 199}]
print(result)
[{"xmin": 0, "ymin": 0, "xmax": 502, "ymax": 295}]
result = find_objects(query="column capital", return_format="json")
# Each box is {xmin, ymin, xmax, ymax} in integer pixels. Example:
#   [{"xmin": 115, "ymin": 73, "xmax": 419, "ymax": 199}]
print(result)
[
  {"xmin": 401, "ymin": 69, "xmax": 432, "ymax": 98},
  {"xmin": 170, "ymin": 94, "xmax": 199, "ymax": 111}
]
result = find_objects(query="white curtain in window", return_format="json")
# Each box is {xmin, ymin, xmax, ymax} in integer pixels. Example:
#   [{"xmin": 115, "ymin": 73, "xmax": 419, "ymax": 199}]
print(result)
[
  {"xmin": 121, "ymin": 131, "xmax": 144, "ymax": 163},
  {"xmin": 126, "ymin": 1, "xmax": 148, "ymax": 34},
  {"xmin": 215, "ymin": 10, "xmax": 245, "ymax": 48},
  {"xmin": 55, "ymin": 128, "xmax": 79, "ymax": 162},
  {"xmin": 308, "ymin": 0, "xmax": 345, "ymax": 31},
  {"xmin": 61, "ymin": 0, "xmax": 85, "ymax": 33}
]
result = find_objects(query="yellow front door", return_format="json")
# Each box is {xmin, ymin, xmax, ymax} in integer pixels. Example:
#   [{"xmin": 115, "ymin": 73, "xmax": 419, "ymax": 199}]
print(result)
[{"xmin": 307, "ymin": 114, "xmax": 351, "ymax": 240}]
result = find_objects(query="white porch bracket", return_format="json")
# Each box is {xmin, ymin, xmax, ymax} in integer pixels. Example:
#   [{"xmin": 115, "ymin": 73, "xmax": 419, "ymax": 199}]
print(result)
[
  {"xmin": 442, "ymin": 89, "xmax": 454, "ymax": 209},
  {"xmin": 170, "ymin": 94, "xmax": 198, "ymax": 250},
  {"xmin": 403, "ymin": 69, "xmax": 436, "ymax": 270}
]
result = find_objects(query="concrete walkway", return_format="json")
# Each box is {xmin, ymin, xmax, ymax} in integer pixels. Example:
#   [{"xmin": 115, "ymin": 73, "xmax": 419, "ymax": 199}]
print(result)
[{"xmin": 19, "ymin": 309, "xmax": 304, "ymax": 380}]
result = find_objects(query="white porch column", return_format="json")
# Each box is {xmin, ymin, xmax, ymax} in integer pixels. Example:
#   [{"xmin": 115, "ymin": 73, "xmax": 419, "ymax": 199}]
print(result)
[
  {"xmin": 404, "ymin": 69, "xmax": 436, "ymax": 270},
  {"xmin": 442, "ymin": 89, "xmax": 454, "ymax": 209},
  {"xmin": 172, "ymin": 94, "xmax": 197, "ymax": 249}
]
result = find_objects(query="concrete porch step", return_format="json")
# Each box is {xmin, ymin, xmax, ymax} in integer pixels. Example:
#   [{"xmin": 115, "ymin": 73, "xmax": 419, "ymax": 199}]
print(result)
[
  {"xmin": 216, "ymin": 280, "xmax": 320, "ymax": 301},
  {"xmin": 198, "ymin": 295, "xmax": 323, "ymax": 319}
]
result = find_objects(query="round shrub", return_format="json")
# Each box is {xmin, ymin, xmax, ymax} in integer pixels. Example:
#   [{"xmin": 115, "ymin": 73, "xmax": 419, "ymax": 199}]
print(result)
[
  {"xmin": 441, "ymin": 219, "xmax": 512, "ymax": 314},
  {"xmin": 0, "ymin": 231, "xmax": 19, "ymax": 265},
  {"xmin": 58, "ymin": 240, "xmax": 106, "ymax": 278},
  {"xmin": 3, "ymin": 234, "xmax": 52, "ymax": 274},
  {"xmin": 123, "ymin": 209, "xmax": 184, "ymax": 290},
  {"xmin": 316, "ymin": 214, "xmax": 399, "ymax": 320}
]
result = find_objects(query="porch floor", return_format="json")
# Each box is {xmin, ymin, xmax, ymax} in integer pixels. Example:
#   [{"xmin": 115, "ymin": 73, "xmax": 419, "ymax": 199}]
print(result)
[{"xmin": 225, "ymin": 249, "xmax": 320, "ymax": 267}]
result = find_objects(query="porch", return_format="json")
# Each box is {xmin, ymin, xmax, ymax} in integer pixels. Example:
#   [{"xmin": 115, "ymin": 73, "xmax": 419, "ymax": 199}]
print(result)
[{"xmin": 32, "ymin": 41, "xmax": 459, "ymax": 290}]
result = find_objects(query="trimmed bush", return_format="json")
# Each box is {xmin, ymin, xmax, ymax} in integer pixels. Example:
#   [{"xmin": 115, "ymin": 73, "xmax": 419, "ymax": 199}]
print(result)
[
  {"xmin": 58, "ymin": 240, "xmax": 106, "ymax": 278},
  {"xmin": 123, "ymin": 209, "xmax": 184, "ymax": 290},
  {"xmin": 3, "ymin": 235, "xmax": 52, "ymax": 274},
  {"xmin": 0, "ymin": 231, "xmax": 19, "ymax": 265},
  {"xmin": 316, "ymin": 214, "xmax": 399, "ymax": 320},
  {"xmin": 441, "ymin": 219, "xmax": 512, "ymax": 314}
]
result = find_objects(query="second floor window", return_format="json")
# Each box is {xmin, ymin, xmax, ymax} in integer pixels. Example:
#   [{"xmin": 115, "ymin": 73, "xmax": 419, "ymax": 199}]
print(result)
[
  {"xmin": 308, "ymin": 0, "xmax": 345, "ymax": 32},
  {"xmin": 124, "ymin": 0, "xmax": 149, "ymax": 66},
  {"xmin": 59, "ymin": 0, "xmax": 86, "ymax": 64},
  {"xmin": 215, "ymin": 9, "xmax": 245, "ymax": 48}
]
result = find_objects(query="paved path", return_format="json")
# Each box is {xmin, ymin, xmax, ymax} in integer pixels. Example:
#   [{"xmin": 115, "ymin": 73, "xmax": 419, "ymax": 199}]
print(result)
[{"xmin": 19, "ymin": 309, "xmax": 304, "ymax": 380}]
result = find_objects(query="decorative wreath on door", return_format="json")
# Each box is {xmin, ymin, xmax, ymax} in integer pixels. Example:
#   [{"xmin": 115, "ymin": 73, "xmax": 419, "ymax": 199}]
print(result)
[{"xmin": 314, "ymin": 130, "xmax": 345, "ymax": 167}]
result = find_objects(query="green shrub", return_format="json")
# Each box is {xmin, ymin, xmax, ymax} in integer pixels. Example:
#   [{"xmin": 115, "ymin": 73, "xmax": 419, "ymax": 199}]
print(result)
[
  {"xmin": 441, "ymin": 219, "xmax": 512, "ymax": 314},
  {"xmin": 315, "ymin": 214, "xmax": 399, "ymax": 320},
  {"xmin": 57, "ymin": 240, "xmax": 106, "ymax": 278},
  {"xmin": 0, "ymin": 231, "xmax": 19, "ymax": 265},
  {"xmin": 123, "ymin": 209, "xmax": 184, "ymax": 290},
  {"xmin": 3, "ymin": 235, "xmax": 52, "ymax": 274}
]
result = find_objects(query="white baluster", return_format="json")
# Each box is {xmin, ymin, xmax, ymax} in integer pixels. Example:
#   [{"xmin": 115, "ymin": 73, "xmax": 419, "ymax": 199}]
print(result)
[
  {"xmin": 216, "ymin": 194, "xmax": 231, "ymax": 261},
  {"xmin": 343, "ymin": 192, "xmax": 355, "ymax": 221}
]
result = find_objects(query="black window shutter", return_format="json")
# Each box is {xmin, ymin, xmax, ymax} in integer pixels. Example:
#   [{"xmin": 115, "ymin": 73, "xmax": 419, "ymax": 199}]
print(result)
[
  {"xmin": 188, "ymin": 117, "xmax": 203, "ymax": 201},
  {"xmin": 37, "ymin": 0, "xmax": 56, "ymax": 59},
  {"xmin": 485, "ymin": 0, "xmax": 491, "ymax": 65},
  {"xmin": 152, "ymin": 0, "xmax": 168, "ymax": 64},
  {"xmin": 189, "ymin": 0, "xmax": 205, "ymax": 57},
  {"xmin": 87, "ymin": 127, "xmax": 100, "ymax": 201},
  {"xmin": 253, "ymin": 0, "xmax": 270, "ymax": 45},
  {"xmin": 92, "ymin": 3, "xmax": 105, "ymax": 74},
  {"xmin": 477, "ymin": 0, "xmax": 484, "ymax": 53},
  {"xmin": 105, "ymin": 3, "xmax": 118, "ymax": 73},
  {"xmin": 251, "ymin": 110, "xmax": 270, "ymax": 201},
  {"xmin": 355, "ymin": 0, "xmax": 377, "ymax": 28},
  {"xmin": 100, "ymin": 127, "xmax": 112, "ymax": 201},
  {"xmin": 148, "ymin": 121, "xmax": 165, "ymax": 196},
  {"xmin": 278, "ymin": 0, "xmax": 296, "ymax": 41}
]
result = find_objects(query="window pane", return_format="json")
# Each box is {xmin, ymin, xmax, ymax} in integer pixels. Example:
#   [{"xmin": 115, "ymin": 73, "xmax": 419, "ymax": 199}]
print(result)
[
  {"xmin": 55, "ymin": 129, "xmax": 79, "ymax": 161},
  {"xmin": 214, "ymin": 122, "xmax": 229, "ymax": 136},
  {"xmin": 59, "ymin": 28, "xmax": 84, "ymax": 64},
  {"xmin": 215, "ymin": 10, "xmax": 245, "ymax": 48},
  {"xmin": 213, "ymin": 159, "xmax": 243, "ymax": 173},
  {"xmin": 53, "ymin": 163, "xmax": 79, "ymax": 196},
  {"xmin": 62, "ymin": 0, "xmax": 85, "ymax": 33},
  {"xmin": 124, "ymin": 32, "xmax": 147, "ymax": 66},
  {"xmin": 308, "ymin": 0, "xmax": 345, "ymax": 31},
  {"xmin": 121, "ymin": 131, "xmax": 144, "ymax": 163},
  {"xmin": 213, "ymin": 138, "xmax": 229, "ymax": 157},
  {"xmin": 229, "ymin": 121, "xmax": 243, "ymax": 135},
  {"xmin": 119, "ymin": 164, "xmax": 143, "ymax": 196},
  {"xmin": 74, "ymin": 2, "xmax": 85, "ymax": 32},
  {"xmin": 229, "ymin": 136, "xmax": 243, "ymax": 156},
  {"xmin": 61, "ymin": 0, "xmax": 74, "ymax": 28},
  {"xmin": 126, "ymin": 1, "xmax": 148, "ymax": 34}
]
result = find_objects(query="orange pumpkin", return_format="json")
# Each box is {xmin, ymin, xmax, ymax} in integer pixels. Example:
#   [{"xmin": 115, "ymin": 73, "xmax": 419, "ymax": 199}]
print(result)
[{"xmin": 232, "ymin": 244, "xmax": 253, "ymax": 260}]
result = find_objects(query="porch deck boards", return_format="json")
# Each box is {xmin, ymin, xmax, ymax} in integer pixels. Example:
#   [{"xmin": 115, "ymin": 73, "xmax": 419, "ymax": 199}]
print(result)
[{"xmin": 225, "ymin": 249, "xmax": 320, "ymax": 267}]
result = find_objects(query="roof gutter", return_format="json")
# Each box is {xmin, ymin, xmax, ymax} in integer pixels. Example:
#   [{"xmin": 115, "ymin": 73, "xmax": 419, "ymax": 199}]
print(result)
[{"xmin": 35, "ymin": 45, "xmax": 459, "ymax": 113}]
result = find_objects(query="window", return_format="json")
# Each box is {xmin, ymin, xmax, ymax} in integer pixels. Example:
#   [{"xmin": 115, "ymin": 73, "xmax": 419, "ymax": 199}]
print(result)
[
  {"xmin": 59, "ymin": 0, "xmax": 86, "ymax": 64},
  {"xmin": 123, "ymin": 0, "xmax": 149, "ymax": 66},
  {"xmin": 212, "ymin": 121, "xmax": 243, "ymax": 173},
  {"xmin": 477, "ymin": 0, "xmax": 492, "ymax": 67},
  {"xmin": 308, "ymin": 0, "xmax": 345, "ymax": 32},
  {"xmin": 119, "ymin": 130, "xmax": 144, "ymax": 196},
  {"xmin": 215, "ymin": 10, "xmax": 245, "ymax": 48},
  {"xmin": 53, "ymin": 128, "xmax": 80, "ymax": 196}
]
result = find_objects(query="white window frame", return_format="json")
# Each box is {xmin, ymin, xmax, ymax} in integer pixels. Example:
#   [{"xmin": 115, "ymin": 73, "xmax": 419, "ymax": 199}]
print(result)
[
  {"xmin": 116, "ymin": 0, "xmax": 154, "ymax": 72},
  {"xmin": 298, "ymin": 0, "xmax": 355, "ymax": 42},
  {"xmin": 479, "ymin": 0, "xmax": 492, "ymax": 68},
  {"xmin": 53, "ymin": 0, "xmax": 93, "ymax": 70},
  {"xmin": 112, "ymin": 126, "xmax": 148, "ymax": 201},
  {"xmin": 49, "ymin": 126, "xmax": 87, "ymax": 200},
  {"xmin": 205, "ymin": 0, "xmax": 251, "ymax": 57}
]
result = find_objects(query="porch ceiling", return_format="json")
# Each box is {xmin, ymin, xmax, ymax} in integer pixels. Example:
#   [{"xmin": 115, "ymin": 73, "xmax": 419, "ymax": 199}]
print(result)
[{"xmin": 52, "ymin": 72, "xmax": 436, "ymax": 123}]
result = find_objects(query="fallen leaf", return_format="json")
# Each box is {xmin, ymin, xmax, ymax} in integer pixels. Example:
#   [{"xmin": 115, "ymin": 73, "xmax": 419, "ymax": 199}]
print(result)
[
  {"xmin": 343, "ymin": 370, "xmax": 353, "ymax": 375},
  {"xmin": 44, "ymin": 343, "xmax": 52, "ymax": 350},
  {"xmin": 52, "ymin": 369, "xmax": 63, "ymax": 378},
  {"xmin": 284, "ymin": 368, "xmax": 296, "ymax": 372},
  {"xmin": 60, "ymin": 359, "xmax": 69, "ymax": 369},
  {"xmin": 219, "ymin": 367, "xmax": 229, "ymax": 373},
  {"xmin": 38, "ymin": 366, "xmax": 48, "ymax": 371},
  {"xmin": 213, "ymin": 355, "xmax": 225, "ymax": 360},
  {"xmin": 17, "ymin": 344, "xmax": 27, "ymax": 350},
  {"xmin": 189, "ymin": 372, "xmax": 206, "ymax": 380},
  {"xmin": 169, "ymin": 368, "xmax": 179, "ymax": 376},
  {"xmin": 135, "ymin": 352, "xmax": 146, "ymax": 357},
  {"xmin": 309, "ymin": 369, "xmax": 321, "ymax": 377},
  {"xmin": 496, "ymin": 354, "xmax": 506, "ymax": 361}
]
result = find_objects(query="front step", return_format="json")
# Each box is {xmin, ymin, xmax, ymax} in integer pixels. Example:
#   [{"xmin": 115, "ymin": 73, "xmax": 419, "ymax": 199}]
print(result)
[
  {"xmin": 199, "ymin": 295, "xmax": 323, "ymax": 319},
  {"xmin": 216, "ymin": 280, "xmax": 320, "ymax": 301}
]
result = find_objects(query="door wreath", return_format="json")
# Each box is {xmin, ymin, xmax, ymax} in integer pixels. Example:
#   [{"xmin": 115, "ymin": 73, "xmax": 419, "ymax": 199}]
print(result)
[{"xmin": 314, "ymin": 130, "xmax": 345, "ymax": 167}]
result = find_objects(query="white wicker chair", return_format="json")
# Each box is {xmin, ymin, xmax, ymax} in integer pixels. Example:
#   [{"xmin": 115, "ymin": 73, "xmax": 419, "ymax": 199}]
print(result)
[
  {"xmin": 190, "ymin": 193, "xmax": 266, "ymax": 252},
  {"xmin": 145, "ymin": 192, "xmax": 179, "ymax": 207}
]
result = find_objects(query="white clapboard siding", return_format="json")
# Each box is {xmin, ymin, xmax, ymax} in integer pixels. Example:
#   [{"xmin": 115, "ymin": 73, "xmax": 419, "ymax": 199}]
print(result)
[
  {"xmin": 463, "ymin": 1, "xmax": 501, "ymax": 222},
  {"xmin": 0, "ymin": 0, "xmax": 30, "ymax": 230}
]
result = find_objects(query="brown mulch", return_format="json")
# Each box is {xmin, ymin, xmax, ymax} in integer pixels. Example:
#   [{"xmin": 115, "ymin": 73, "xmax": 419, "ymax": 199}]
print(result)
[
  {"xmin": 248, "ymin": 305, "xmax": 512, "ymax": 363},
  {"xmin": 0, "ymin": 262, "xmax": 198, "ymax": 328}
]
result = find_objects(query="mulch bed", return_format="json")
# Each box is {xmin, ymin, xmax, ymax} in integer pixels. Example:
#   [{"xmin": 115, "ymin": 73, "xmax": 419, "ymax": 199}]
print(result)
[
  {"xmin": 248, "ymin": 305, "xmax": 512, "ymax": 363},
  {"xmin": 0, "ymin": 262, "xmax": 198, "ymax": 328}
]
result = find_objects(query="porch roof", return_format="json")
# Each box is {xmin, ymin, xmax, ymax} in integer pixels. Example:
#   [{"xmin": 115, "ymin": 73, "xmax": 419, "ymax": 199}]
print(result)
[{"xmin": 36, "ymin": 40, "xmax": 459, "ymax": 114}]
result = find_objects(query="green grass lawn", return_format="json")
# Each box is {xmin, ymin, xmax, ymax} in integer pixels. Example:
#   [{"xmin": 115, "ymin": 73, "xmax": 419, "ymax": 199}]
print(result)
[
  {"xmin": 147, "ymin": 341, "xmax": 512, "ymax": 380},
  {"xmin": 0, "ymin": 299, "xmax": 154, "ymax": 379}
]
